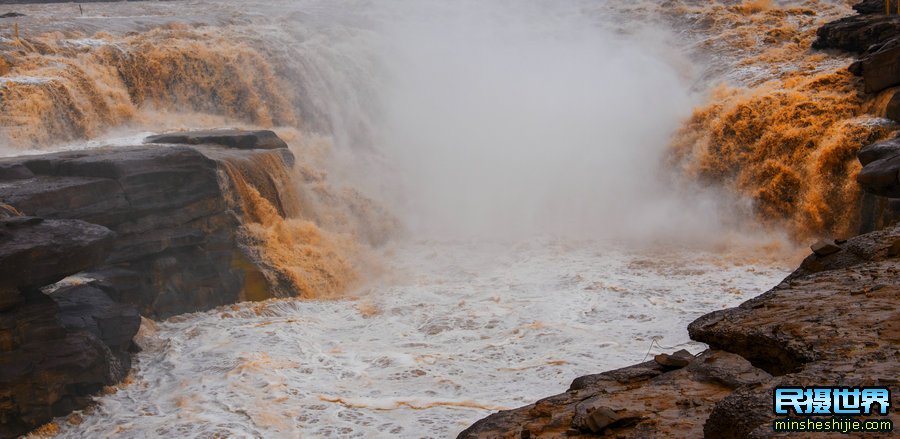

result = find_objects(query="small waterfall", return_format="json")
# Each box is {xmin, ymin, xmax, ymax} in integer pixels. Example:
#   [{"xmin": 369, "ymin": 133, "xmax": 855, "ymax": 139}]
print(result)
[{"xmin": 218, "ymin": 150, "xmax": 360, "ymax": 300}]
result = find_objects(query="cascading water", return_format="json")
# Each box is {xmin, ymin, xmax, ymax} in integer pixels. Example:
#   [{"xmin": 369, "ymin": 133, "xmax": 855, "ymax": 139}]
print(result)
[{"xmin": 5, "ymin": 0, "xmax": 876, "ymax": 437}]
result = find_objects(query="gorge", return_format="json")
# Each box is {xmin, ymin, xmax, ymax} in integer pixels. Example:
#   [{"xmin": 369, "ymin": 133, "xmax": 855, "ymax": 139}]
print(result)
[{"xmin": 0, "ymin": 0, "xmax": 898, "ymax": 438}]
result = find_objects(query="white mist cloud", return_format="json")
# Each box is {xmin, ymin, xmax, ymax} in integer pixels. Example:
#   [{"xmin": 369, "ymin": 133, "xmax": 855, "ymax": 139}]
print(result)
[{"xmin": 368, "ymin": 1, "xmax": 716, "ymax": 240}]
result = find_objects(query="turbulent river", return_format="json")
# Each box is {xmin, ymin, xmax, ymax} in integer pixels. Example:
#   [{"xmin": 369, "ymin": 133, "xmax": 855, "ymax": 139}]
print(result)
[
  {"xmin": 56, "ymin": 239, "xmax": 789, "ymax": 438},
  {"xmin": 1, "ymin": 0, "xmax": 873, "ymax": 437}
]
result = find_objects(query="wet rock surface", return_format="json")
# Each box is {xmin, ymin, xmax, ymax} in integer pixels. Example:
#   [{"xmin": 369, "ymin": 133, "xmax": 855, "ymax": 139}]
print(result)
[
  {"xmin": 0, "ymin": 131, "xmax": 297, "ymax": 318},
  {"xmin": 145, "ymin": 129, "xmax": 289, "ymax": 150},
  {"xmin": 0, "ymin": 217, "xmax": 114, "ymax": 293},
  {"xmin": 459, "ymin": 223, "xmax": 900, "ymax": 438},
  {"xmin": 0, "ymin": 216, "xmax": 138, "ymax": 438},
  {"xmin": 814, "ymin": 6, "xmax": 900, "ymax": 94},
  {"xmin": 0, "ymin": 130, "xmax": 300, "ymax": 437}
]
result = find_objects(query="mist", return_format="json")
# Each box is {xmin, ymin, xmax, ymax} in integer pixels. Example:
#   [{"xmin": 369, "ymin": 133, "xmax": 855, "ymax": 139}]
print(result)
[{"xmin": 363, "ymin": 1, "xmax": 721, "ymax": 240}]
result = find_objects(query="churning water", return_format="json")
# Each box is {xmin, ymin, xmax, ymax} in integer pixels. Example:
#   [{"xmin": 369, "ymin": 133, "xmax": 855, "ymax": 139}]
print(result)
[
  {"xmin": 4, "ymin": 0, "xmax": 854, "ymax": 437},
  {"xmin": 55, "ymin": 239, "xmax": 789, "ymax": 438}
]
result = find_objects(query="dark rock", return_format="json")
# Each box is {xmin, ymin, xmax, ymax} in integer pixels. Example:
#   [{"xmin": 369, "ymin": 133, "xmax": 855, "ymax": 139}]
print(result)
[
  {"xmin": 885, "ymin": 88, "xmax": 900, "ymax": 121},
  {"xmin": 144, "ymin": 129, "xmax": 288, "ymax": 150},
  {"xmin": 810, "ymin": 239, "xmax": 842, "ymax": 256},
  {"xmin": 653, "ymin": 349, "xmax": 694, "ymax": 368},
  {"xmin": 889, "ymin": 238, "xmax": 900, "ymax": 256},
  {"xmin": 813, "ymin": 14, "xmax": 900, "ymax": 54},
  {"xmin": 0, "ymin": 131, "xmax": 307, "ymax": 436},
  {"xmin": 856, "ymin": 40, "xmax": 900, "ymax": 93},
  {"xmin": 854, "ymin": 0, "xmax": 887, "ymax": 15},
  {"xmin": 0, "ymin": 217, "xmax": 114, "ymax": 290},
  {"xmin": 0, "ymin": 283, "xmax": 139, "ymax": 438},
  {"xmin": 858, "ymin": 152, "xmax": 900, "ymax": 197},
  {"xmin": 0, "ymin": 141, "xmax": 297, "ymax": 318},
  {"xmin": 0, "ymin": 163, "xmax": 32, "ymax": 181},
  {"xmin": 858, "ymin": 136, "xmax": 900, "ymax": 166},
  {"xmin": 814, "ymin": 13, "xmax": 900, "ymax": 93},
  {"xmin": 52, "ymin": 283, "xmax": 140, "ymax": 351}
]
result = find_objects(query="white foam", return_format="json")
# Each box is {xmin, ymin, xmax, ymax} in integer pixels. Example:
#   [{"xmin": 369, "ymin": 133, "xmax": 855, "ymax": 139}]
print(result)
[{"xmin": 56, "ymin": 239, "xmax": 789, "ymax": 438}]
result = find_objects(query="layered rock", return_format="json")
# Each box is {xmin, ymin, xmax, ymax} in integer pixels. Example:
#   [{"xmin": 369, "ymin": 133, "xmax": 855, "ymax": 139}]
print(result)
[
  {"xmin": 814, "ymin": 5, "xmax": 900, "ymax": 94},
  {"xmin": 0, "ymin": 130, "xmax": 297, "ymax": 318},
  {"xmin": 0, "ymin": 215, "xmax": 140, "ymax": 438},
  {"xmin": 0, "ymin": 129, "xmax": 307, "ymax": 437},
  {"xmin": 858, "ymin": 136, "xmax": 900, "ymax": 198},
  {"xmin": 144, "ymin": 129, "xmax": 289, "ymax": 150},
  {"xmin": 459, "ymin": 224, "xmax": 900, "ymax": 438}
]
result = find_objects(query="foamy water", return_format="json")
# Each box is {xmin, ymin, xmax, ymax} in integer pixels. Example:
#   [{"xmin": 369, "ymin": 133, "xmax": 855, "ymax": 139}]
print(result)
[{"xmin": 54, "ymin": 239, "xmax": 789, "ymax": 438}]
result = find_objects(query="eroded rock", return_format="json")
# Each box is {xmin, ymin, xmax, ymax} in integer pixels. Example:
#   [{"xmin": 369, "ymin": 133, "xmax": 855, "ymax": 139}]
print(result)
[
  {"xmin": 144, "ymin": 129, "xmax": 288, "ymax": 150},
  {"xmin": 653, "ymin": 349, "xmax": 694, "ymax": 369},
  {"xmin": 810, "ymin": 239, "xmax": 842, "ymax": 256},
  {"xmin": 814, "ymin": 11, "xmax": 900, "ymax": 93},
  {"xmin": 0, "ymin": 283, "xmax": 139, "ymax": 438},
  {"xmin": 0, "ymin": 140, "xmax": 297, "ymax": 318},
  {"xmin": 0, "ymin": 217, "xmax": 114, "ymax": 291}
]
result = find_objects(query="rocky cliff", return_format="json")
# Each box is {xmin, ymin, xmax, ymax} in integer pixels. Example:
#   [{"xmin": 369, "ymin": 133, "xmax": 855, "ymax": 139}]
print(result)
[
  {"xmin": 0, "ymin": 129, "xmax": 321, "ymax": 437},
  {"xmin": 814, "ymin": 1, "xmax": 900, "ymax": 233},
  {"xmin": 0, "ymin": 130, "xmax": 299, "ymax": 319}
]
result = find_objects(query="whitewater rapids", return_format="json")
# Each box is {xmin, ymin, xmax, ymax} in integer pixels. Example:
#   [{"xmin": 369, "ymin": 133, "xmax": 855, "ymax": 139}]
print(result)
[{"xmin": 54, "ymin": 239, "xmax": 789, "ymax": 438}]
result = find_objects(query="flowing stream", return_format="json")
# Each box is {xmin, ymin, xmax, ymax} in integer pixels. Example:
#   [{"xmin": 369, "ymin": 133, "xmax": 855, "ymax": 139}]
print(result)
[
  {"xmin": 56, "ymin": 239, "xmax": 789, "ymax": 438},
  {"xmin": 1, "ymin": 1, "xmax": 852, "ymax": 437}
]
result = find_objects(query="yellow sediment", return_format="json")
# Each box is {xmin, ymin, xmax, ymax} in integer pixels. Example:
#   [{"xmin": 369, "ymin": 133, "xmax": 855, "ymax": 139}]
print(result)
[
  {"xmin": 0, "ymin": 27, "xmax": 295, "ymax": 149},
  {"xmin": 668, "ymin": 0, "xmax": 898, "ymax": 241},
  {"xmin": 222, "ymin": 155, "xmax": 358, "ymax": 300}
]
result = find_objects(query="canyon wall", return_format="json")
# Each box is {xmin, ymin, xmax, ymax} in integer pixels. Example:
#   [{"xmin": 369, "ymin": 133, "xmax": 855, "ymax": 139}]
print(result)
[{"xmin": 0, "ymin": 129, "xmax": 377, "ymax": 437}]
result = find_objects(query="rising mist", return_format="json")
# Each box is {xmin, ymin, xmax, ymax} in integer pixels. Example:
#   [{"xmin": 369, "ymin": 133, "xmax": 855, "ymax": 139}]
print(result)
[{"xmin": 364, "ymin": 1, "xmax": 726, "ymax": 240}]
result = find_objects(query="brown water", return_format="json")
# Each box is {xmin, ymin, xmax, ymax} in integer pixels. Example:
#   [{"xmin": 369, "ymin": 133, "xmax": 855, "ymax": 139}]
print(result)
[
  {"xmin": 223, "ymin": 153, "xmax": 359, "ymax": 299},
  {"xmin": 5, "ymin": 1, "xmax": 868, "ymax": 437},
  {"xmin": 667, "ymin": 0, "xmax": 898, "ymax": 240},
  {"xmin": 2, "ymin": 0, "xmax": 894, "ymax": 241}
]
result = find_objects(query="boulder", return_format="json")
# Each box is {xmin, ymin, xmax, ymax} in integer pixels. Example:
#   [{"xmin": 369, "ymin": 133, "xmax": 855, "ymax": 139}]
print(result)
[
  {"xmin": 653, "ymin": 349, "xmax": 694, "ymax": 369},
  {"xmin": 0, "ymin": 217, "xmax": 114, "ymax": 290},
  {"xmin": 810, "ymin": 239, "xmax": 842, "ymax": 256},
  {"xmin": 0, "ymin": 138, "xmax": 298, "ymax": 318},
  {"xmin": 144, "ymin": 129, "xmax": 288, "ymax": 150},
  {"xmin": 0, "ymin": 283, "xmax": 139, "ymax": 438},
  {"xmin": 858, "ymin": 136, "xmax": 900, "ymax": 166},
  {"xmin": 884, "ymin": 88, "xmax": 900, "ymax": 121},
  {"xmin": 858, "ymin": 153, "xmax": 900, "ymax": 197},
  {"xmin": 814, "ymin": 13, "xmax": 900, "ymax": 93},
  {"xmin": 0, "ymin": 215, "xmax": 136, "ymax": 438},
  {"xmin": 856, "ymin": 39, "xmax": 900, "ymax": 93},
  {"xmin": 813, "ymin": 14, "xmax": 900, "ymax": 54},
  {"xmin": 853, "ymin": 0, "xmax": 887, "ymax": 14},
  {"xmin": 857, "ymin": 137, "xmax": 900, "ymax": 198}
]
